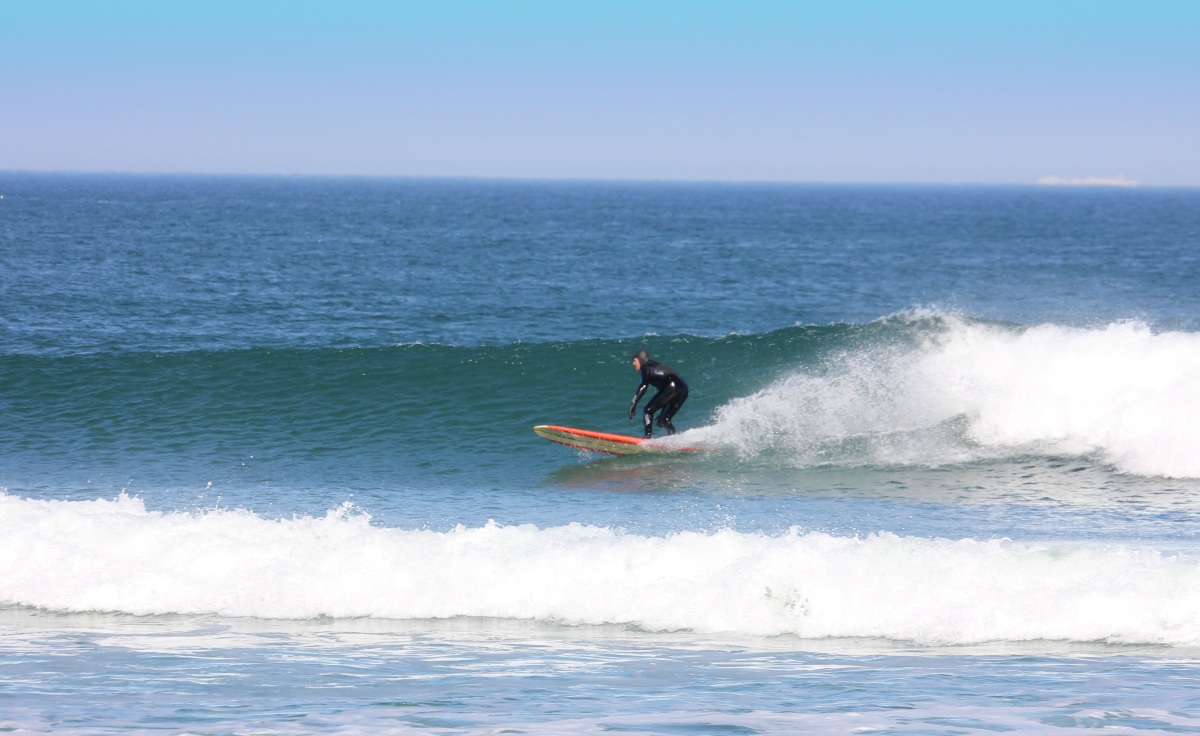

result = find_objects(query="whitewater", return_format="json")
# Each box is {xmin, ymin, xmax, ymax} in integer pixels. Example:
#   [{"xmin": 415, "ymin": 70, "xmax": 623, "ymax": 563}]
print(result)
[
  {"xmin": 4, "ymin": 492, "xmax": 1200, "ymax": 645},
  {"xmin": 686, "ymin": 316, "xmax": 1200, "ymax": 478}
]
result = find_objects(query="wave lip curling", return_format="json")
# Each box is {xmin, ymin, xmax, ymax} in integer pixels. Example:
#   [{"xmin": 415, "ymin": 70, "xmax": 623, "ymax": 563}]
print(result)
[
  {"xmin": 3, "ymin": 493, "xmax": 1199, "ymax": 645},
  {"xmin": 684, "ymin": 318, "xmax": 1200, "ymax": 478}
]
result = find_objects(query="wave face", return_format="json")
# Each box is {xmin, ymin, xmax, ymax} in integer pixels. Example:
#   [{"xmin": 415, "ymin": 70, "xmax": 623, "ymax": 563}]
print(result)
[
  {"xmin": 2, "ymin": 314, "xmax": 1198, "ymax": 492},
  {"xmin": 680, "ymin": 317, "xmax": 1200, "ymax": 478},
  {"xmin": 2, "ymin": 493, "xmax": 1198, "ymax": 644}
]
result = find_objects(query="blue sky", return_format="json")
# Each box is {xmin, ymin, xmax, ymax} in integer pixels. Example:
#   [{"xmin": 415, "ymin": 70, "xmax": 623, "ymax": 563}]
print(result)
[{"xmin": 2, "ymin": 1, "xmax": 1197, "ymax": 183}]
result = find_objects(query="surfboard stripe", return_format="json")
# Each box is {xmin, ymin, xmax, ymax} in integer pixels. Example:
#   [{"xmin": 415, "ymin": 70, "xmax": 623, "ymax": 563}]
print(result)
[
  {"xmin": 545, "ymin": 425, "xmax": 644, "ymax": 445},
  {"xmin": 534, "ymin": 425, "xmax": 648, "ymax": 455}
]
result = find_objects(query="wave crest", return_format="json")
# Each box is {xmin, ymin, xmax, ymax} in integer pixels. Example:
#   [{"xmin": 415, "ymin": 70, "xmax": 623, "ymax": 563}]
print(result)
[{"xmin": 682, "ymin": 318, "xmax": 1200, "ymax": 478}]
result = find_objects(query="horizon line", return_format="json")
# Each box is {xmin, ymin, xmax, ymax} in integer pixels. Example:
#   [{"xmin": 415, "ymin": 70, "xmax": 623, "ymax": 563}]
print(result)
[{"xmin": 0, "ymin": 168, "xmax": 1192, "ymax": 188}]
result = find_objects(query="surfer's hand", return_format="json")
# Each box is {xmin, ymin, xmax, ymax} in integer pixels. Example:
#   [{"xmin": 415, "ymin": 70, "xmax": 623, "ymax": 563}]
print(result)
[{"xmin": 628, "ymin": 402, "xmax": 636, "ymax": 420}]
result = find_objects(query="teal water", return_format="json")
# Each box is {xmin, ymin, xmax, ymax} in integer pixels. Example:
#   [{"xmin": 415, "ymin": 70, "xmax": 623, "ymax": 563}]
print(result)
[{"xmin": 3, "ymin": 174, "xmax": 1200, "ymax": 734}]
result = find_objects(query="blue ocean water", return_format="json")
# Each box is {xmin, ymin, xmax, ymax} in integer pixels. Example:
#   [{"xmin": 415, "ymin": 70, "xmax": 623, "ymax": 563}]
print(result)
[{"xmin": 2, "ymin": 173, "xmax": 1200, "ymax": 734}]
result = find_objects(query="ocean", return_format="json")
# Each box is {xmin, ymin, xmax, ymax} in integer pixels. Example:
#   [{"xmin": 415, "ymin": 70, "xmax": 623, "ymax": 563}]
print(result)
[{"xmin": 2, "ymin": 173, "xmax": 1199, "ymax": 734}]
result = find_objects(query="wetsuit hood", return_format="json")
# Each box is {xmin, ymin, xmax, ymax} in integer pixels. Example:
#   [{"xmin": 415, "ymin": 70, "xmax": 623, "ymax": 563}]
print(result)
[{"xmin": 633, "ymin": 350, "xmax": 651, "ymax": 365}]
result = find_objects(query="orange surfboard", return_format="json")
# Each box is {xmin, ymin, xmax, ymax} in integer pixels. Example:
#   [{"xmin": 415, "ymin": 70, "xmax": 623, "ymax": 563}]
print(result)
[{"xmin": 533, "ymin": 425, "xmax": 705, "ymax": 455}]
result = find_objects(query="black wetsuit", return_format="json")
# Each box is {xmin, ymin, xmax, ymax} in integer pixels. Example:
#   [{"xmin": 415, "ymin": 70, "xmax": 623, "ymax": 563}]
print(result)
[{"xmin": 629, "ymin": 360, "xmax": 689, "ymax": 438}]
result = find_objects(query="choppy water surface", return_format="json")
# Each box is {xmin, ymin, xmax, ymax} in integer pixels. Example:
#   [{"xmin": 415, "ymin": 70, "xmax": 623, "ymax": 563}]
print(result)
[{"xmin": 2, "ymin": 174, "xmax": 1200, "ymax": 733}]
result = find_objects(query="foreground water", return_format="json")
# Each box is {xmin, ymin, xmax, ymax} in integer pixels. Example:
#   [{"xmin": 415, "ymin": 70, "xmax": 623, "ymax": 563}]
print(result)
[{"xmin": 2, "ymin": 174, "xmax": 1200, "ymax": 733}]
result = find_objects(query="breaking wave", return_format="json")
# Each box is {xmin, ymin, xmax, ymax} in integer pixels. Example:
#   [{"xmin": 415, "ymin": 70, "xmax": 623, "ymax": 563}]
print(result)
[
  {"xmin": 3, "ymin": 493, "xmax": 1199, "ymax": 645},
  {"xmin": 681, "ymin": 317, "xmax": 1200, "ymax": 478}
]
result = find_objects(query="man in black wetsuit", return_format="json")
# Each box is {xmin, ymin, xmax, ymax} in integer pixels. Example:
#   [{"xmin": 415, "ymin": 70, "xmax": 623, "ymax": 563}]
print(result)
[{"xmin": 628, "ymin": 350, "xmax": 688, "ymax": 438}]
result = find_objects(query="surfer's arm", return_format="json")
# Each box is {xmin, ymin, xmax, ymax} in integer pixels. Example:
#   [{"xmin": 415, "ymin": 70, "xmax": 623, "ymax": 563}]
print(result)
[{"xmin": 628, "ymin": 380, "xmax": 648, "ymax": 419}]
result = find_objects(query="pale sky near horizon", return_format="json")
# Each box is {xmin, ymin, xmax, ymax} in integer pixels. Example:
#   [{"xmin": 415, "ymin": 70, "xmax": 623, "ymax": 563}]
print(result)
[{"xmin": 2, "ymin": 1, "xmax": 1197, "ymax": 184}]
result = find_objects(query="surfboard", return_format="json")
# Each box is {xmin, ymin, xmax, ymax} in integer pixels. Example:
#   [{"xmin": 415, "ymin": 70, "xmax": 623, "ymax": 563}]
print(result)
[{"xmin": 533, "ymin": 425, "xmax": 705, "ymax": 455}]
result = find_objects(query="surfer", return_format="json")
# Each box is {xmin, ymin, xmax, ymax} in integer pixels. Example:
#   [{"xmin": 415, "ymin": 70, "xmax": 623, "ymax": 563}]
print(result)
[{"xmin": 628, "ymin": 350, "xmax": 688, "ymax": 438}]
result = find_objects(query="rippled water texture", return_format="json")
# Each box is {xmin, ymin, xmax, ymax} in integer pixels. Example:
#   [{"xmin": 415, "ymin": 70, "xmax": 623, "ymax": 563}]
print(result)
[{"xmin": 2, "ymin": 175, "xmax": 1200, "ymax": 733}]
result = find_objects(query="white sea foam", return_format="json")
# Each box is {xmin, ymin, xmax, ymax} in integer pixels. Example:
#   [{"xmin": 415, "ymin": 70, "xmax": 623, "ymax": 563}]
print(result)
[
  {"xmin": 681, "ymin": 318, "xmax": 1200, "ymax": 478},
  {"xmin": 3, "ymin": 492, "xmax": 1199, "ymax": 644},
  {"xmin": 14, "ymin": 704, "xmax": 1192, "ymax": 736}
]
